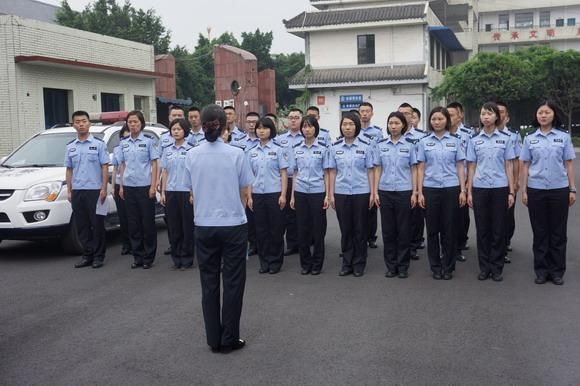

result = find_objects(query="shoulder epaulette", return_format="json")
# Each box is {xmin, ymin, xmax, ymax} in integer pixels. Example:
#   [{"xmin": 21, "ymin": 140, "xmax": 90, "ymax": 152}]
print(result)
[
  {"xmin": 404, "ymin": 137, "xmax": 418, "ymax": 145},
  {"xmin": 230, "ymin": 142, "xmax": 244, "ymax": 149},
  {"xmin": 508, "ymin": 127, "xmax": 519, "ymax": 134},
  {"xmin": 93, "ymin": 136, "xmax": 104, "ymax": 142},
  {"xmin": 499, "ymin": 130, "xmax": 510, "ymax": 136},
  {"xmin": 162, "ymin": 143, "xmax": 173, "ymax": 149},
  {"xmin": 293, "ymin": 141, "xmax": 303, "ymax": 148},
  {"xmin": 161, "ymin": 130, "xmax": 169, "ymax": 135},
  {"xmin": 333, "ymin": 139, "xmax": 344, "ymax": 146},
  {"xmin": 66, "ymin": 138, "xmax": 76, "ymax": 145},
  {"xmin": 320, "ymin": 128, "xmax": 329, "ymax": 132},
  {"xmin": 144, "ymin": 134, "xmax": 153, "ymax": 139},
  {"xmin": 317, "ymin": 139, "xmax": 327, "ymax": 146},
  {"xmin": 272, "ymin": 141, "xmax": 283, "ymax": 147},
  {"xmin": 450, "ymin": 133, "xmax": 460, "ymax": 139},
  {"xmin": 378, "ymin": 138, "xmax": 388, "ymax": 144},
  {"xmin": 237, "ymin": 134, "xmax": 248, "ymax": 140},
  {"xmin": 414, "ymin": 128, "xmax": 426, "ymax": 133},
  {"xmin": 363, "ymin": 133, "xmax": 373, "ymax": 139},
  {"xmin": 373, "ymin": 125, "xmax": 383, "ymax": 131},
  {"xmin": 554, "ymin": 126, "xmax": 569, "ymax": 133},
  {"xmin": 120, "ymin": 136, "xmax": 129, "ymax": 141},
  {"xmin": 460, "ymin": 127, "xmax": 471, "ymax": 134},
  {"xmin": 470, "ymin": 132, "xmax": 479, "ymax": 139},
  {"xmin": 358, "ymin": 138, "xmax": 370, "ymax": 145},
  {"xmin": 247, "ymin": 144, "xmax": 259, "ymax": 152}
]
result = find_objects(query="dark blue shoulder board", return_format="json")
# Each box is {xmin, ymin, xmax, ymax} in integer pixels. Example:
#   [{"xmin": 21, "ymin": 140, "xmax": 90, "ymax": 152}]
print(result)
[
  {"xmin": 358, "ymin": 138, "xmax": 370, "ymax": 145},
  {"xmin": 499, "ymin": 130, "xmax": 510, "ymax": 136},
  {"xmin": 320, "ymin": 128, "xmax": 329, "ymax": 132},
  {"xmin": 333, "ymin": 139, "xmax": 344, "ymax": 146},
  {"xmin": 66, "ymin": 138, "xmax": 76, "ymax": 145},
  {"xmin": 450, "ymin": 133, "xmax": 460, "ymax": 139},
  {"xmin": 144, "ymin": 134, "xmax": 153, "ymax": 139},
  {"xmin": 404, "ymin": 137, "xmax": 417, "ymax": 144},
  {"xmin": 554, "ymin": 126, "xmax": 569, "ymax": 133}
]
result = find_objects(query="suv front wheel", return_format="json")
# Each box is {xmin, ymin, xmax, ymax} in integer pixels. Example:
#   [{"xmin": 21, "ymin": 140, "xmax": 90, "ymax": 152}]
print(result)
[{"xmin": 60, "ymin": 217, "xmax": 83, "ymax": 255}]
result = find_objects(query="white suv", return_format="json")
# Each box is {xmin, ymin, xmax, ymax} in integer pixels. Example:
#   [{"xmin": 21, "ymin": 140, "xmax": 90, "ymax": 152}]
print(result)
[{"xmin": 0, "ymin": 123, "xmax": 167, "ymax": 253}]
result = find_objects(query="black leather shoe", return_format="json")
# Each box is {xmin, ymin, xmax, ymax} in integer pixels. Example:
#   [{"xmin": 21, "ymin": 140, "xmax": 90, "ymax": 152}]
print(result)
[
  {"xmin": 368, "ymin": 240, "xmax": 377, "ymax": 249},
  {"xmin": 164, "ymin": 247, "xmax": 172, "ymax": 255},
  {"xmin": 74, "ymin": 259, "xmax": 92, "ymax": 268},
  {"xmin": 432, "ymin": 273, "xmax": 442, "ymax": 280},
  {"xmin": 410, "ymin": 253, "xmax": 419, "ymax": 261},
  {"xmin": 456, "ymin": 255, "xmax": 466, "ymax": 262},
  {"xmin": 491, "ymin": 273, "xmax": 503, "ymax": 282},
  {"xmin": 459, "ymin": 243, "xmax": 469, "ymax": 251},
  {"xmin": 131, "ymin": 262, "xmax": 142, "ymax": 269},
  {"xmin": 353, "ymin": 271, "xmax": 364, "ymax": 277},
  {"xmin": 258, "ymin": 268, "xmax": 268, "ymax": 274},
  {"xmin": 142, "ymin": 264, "xmax": 152, "ymax": 269},
  {"xmin": 339, "ymin": 270, "xmax": 352, "ymax": 276},
  {"xmin": 418, "ymin": 241, "xmax": 425, "ymax": 249},
  {"xmin": 504, "ymin": 256, "xmax": 511, "ymax": 264},
  {"xmin": 478, "ymin": 272, "xmax": 490, "ymax": 281},
  {"xmin": 283, "ymin": 248, "xmax": 298, "ymax": 256},
  {"xmin": 398, "ymin": 271, "xmax": 409, "ymax": 279},
  {"xmin": 221, "ymin": 339, "xmax": 246, "ymax": 354},
  {"xmin": 385, "ymin": 271, "xmax": 397, "ymax": 278},
  {"xmin": 121, "ymin": 246, "xmax": 131, "ymax": 255},
  {"xmin": 443, "ymin": 273, "xmax": 453, "ymax": 280},
  {"xmin": 535, "ymin": 276, "xmax": 548, "ymax": 284},
  {"xmin": 92, "ymin": 261, "xmax": 104, "ymax": 269},
  {"xmin": 506, "ymin": 244, "xmax": 512, "ymax": 252},
  {"xmin": 551, "ymin": 276, "xmax": 564, "ymax": 285},
  {"xmin": 269, "ymin": 268, "xmax": 280, "ymax": 274},
  {"xmin": 311, "ymin": 270, "xmax": 321, "ymax": 276},
  {"xmin": 300, "ymin": 269, "xmax": 311, "ymax": 275},
  {"xmin": 210, "ymin": 345, "xmax": 221, "ymax": 353}
]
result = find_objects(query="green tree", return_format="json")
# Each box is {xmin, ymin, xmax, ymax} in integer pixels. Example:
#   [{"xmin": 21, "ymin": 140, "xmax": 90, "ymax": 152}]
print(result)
[
  {"xmin": 241, "ymin": 29, "xmax": 274, "ymax": 70},
  {"xmin": 272, "ymin": 53, "xmax": 305, "ymax": 108},
  {"xmin": 56, "ymin": 0, "xmax": 171, "ymax": 54}
]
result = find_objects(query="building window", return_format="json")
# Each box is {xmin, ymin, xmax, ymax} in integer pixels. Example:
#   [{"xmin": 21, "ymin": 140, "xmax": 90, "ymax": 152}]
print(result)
[
  {"xmin": 498, "ymin": 45, "xmax": 510, "ymax": 53},
  {"xmin": 134, "ymin": 96, "xmax": 150, "ymax": 120},
  {"xmin": 567, "ymin": 18, "xmax": 576, "ymax": 26},
  {"xmin": 430, "ymin": 37, "xmax": 434, "ymax": 67},
  {"xmin": 540, "ymin": 11, "xmax": 550, "ymax": 27},
  {"xmin": 436, "ymin": 40, "xmax": 441, "ymax": 70},
  {"xmin": 515, "ymin": 12, "xmax": 533, "ymax": 29},
  {"xmin": 101, "ymin": 93, "xmax": 123, "ymax": 112},
  {"xmin": 357, "ymin": 34, "xmax": 375, "ymax": 65},
  {"xmin": 43, "ymin": 88, "xmax": 72, "ymax": 129},
  {"xmin": 498, "ymin": 14, "xmax": 509, "ymax": 31},
  {"xmin": 556, "ymin": 18, "xmax": 564, "ymax": 27},
  {"xmin": 485, "ymin": 24, "xmax": 492, "ymax": 32}
]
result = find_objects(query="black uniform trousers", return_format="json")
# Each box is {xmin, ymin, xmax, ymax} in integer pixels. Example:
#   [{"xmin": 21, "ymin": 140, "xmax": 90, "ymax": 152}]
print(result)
[
  {"xmin": 71, "ymin": 189, "xmax": 105, "ymax": 262},
  {"xmin": 457, "ymin": 205, "xmax": 470, "ymax": 249},
  {"xmin": 368, "ymin": 206, "xmax": 378, "ymax": 243},
  {"xmin": 196, "ymin": 224, "xmax": 247, "ymax": 348},
  {"xmin": 424, "ymin": 187, "xmax": 460, "ymax": 274},
  {"xmin": 246, "ymin": 208, "xmax": 257, "ymax": 252},
  {"xmin": 124, "ymin": 186, "xmax": 157, "ymax": 265},
  {"xmin": 253, "ymin": 193, "xmax": 285, "ymax": 271},
  {"xmin": 527, "ymin": 187, "xmax": 569, "ymax": 279},
  {"xmin": 295, "ymin": 191, "xmax": 327, "ymax": 272},
  {"xmin": 165, "ymin": 191, "xmax": 194, "ymax": 268},
  {"xmin": 335, "ymin": 193, "xmax": 369, "ymax": 274},
  {"xmin": 505, "ymin": 203, "xmax": 515, "ymax": 249},
  {"xmin": 113, "ymin": 184, "xmax": 130, "ymax": 251},
  {"xmin": 409, "ymin": 206, "xmax": 425, "ymax": 255},
  {"xmin": 472, "ymin": 187, "xmax": 508, "ymax": 275},
  {"xmin": 283, "ymin": 177, "xmax": 298, "ymax": 250},
  {"xmin": 379, "ymin": 190, "xmax": 412, "ymax": 274}
]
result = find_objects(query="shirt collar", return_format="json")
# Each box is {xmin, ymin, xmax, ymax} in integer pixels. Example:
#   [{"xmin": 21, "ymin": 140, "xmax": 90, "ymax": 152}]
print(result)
[
  {"xmin": 129, "ymin": 132, "xmax": 145, "ymax": 142},
  {"xmin": 75, "ymin": 134, "xmax": 94, "ymax": 144},
  {"xmin": 535, "ymin": 128, "xmax": 557, "ymax": 137},
  {"xmin": 481, "ymin": 128, "xmax": 500, "ymax": 138}
]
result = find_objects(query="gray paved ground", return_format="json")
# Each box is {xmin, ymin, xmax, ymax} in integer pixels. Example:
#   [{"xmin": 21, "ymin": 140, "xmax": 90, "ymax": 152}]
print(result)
[{"xmin": 1, "ymin": 161, "xmax": 579, "ymax": 385}]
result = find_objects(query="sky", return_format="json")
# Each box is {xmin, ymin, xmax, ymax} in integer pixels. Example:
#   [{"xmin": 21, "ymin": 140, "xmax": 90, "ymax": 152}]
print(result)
[{"xmin": 43, "ymin": 0, "xmax": 311, "ymax": 54}]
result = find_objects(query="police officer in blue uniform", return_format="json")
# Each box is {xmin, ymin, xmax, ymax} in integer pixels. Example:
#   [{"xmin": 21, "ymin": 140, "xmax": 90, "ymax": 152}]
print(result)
[
  {"xmin": 290, "ymin": 116, "xmax": 331, "ymax": 275},
  {"xmin": 417, "ymin": 107, "xmax": 466, "ymax": 280},
  {"xmin": 231, "ymin": 112, "xmax": 261, "ymax": 256},
  {"xmin": 119, "ymin": 110, "xmax": 160, "ymax": 269},
  {"xmin": 224, "ymin": 106, "xmax": 245, "ymax": 142},
  {"xmin": 358, "ymin": 102, "xmax": 383, "ymax": 249},
  {"xmin": 399, "ymin": 102, "xmax": 427, "ymax": 259},
  {"xmin": 466, "ymin": 102, "xmax": 516, "ymax": 282},
  {"xmin": 496, "ymin": 101, "xmax": 521, "ymax": 263},
  {"xmin": 184, "ymin": 104, "xmax": 254, "ymax": 353},
  {"xmin": 247, "ymin": 117, "xmax": 289, "ymax": 274},
  {"xmin": 328, "ymin": 112, "xmax": 376, "ymax": 277},
  {"xmin": 160, "ymin": 118, "xmax": 194, "ymax": 270},
  {"xmin": 520, "ymin": 100, "xmax": 577, "ymax": 285},
  {"xmin": 187, "ymin": 106, "xmax": 205, "ymax": 147},
  {"xmin": 111, "ymin": 124, "xmax": 131, "ymax": 255},
  {"xmin": 277, "ymin": 108, "xmax": 304, "ymax": 256},
  {"xmin": 306, "ymin": 106, "xmax": 332, "ymax": 146},
  {"xmin": 373, "ymin": 111, "xmax": 418, "ymax": 278},
  {"xmin": 65, "ymin": 110, "xmax": 109, "ymax": 269}
]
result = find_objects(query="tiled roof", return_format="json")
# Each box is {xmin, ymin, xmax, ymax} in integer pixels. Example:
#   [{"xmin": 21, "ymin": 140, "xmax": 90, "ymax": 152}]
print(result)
[
  {"xmin": 289, "ymin": 64, "xmax": 427, "ymax": 86},
  {"xmin": 284, "ymin": 4, "xmax": 426, "ymax": 29}
]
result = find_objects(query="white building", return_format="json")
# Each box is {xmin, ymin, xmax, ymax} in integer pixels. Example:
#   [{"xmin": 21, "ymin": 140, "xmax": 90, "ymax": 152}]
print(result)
[
  {"xmin": 285, "ymin": 0, "xmax": 580, "ymax": 137},
  {"xmin": 0, "ymin": 15, "xmax": 168, "ymax": 156}
]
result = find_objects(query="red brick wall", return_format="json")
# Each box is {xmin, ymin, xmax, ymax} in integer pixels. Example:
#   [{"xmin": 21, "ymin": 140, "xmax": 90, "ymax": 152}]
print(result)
[{"xmin": 258, "ymin": 69, "xmax": 276, "ymax": 116}]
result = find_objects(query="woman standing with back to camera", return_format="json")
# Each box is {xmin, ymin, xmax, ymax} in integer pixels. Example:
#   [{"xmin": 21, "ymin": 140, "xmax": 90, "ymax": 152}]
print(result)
[{"xmin": 520, "ymin": 100, "xmax": 576, "ymax": 285}]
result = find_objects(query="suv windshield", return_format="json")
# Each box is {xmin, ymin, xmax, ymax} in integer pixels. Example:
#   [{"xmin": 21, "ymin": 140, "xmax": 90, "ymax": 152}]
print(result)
[{"xmin": 2, "ymin": 133, "xmax": 104, "ymax": 168}]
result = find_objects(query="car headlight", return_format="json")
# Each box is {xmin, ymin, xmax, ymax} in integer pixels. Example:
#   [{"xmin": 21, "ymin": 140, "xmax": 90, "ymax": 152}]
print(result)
[{"xmin": 24, "ymin": 182, "xmax": 64, "ymax": 202}]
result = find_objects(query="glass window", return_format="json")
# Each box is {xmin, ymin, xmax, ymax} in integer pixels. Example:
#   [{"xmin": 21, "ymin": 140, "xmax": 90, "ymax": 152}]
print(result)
[
  {"xmin": 540, "ymin": 11, "xmax": 550, "ymax": 27},
  {"xmin": 498, "ymin": 14, "xmax": 509, "ymax": 31},
  {"xmin": 485, "ymin": 24, "xmax": 492, "ymax": 32},
  {"xmin": 498, "ymin": 45, "xmax": 510, "ymax": 53},
  {"xmin": 556, "ymin": 18, "xmax": 564, "ymax": 27},
  {"xmin": 567, "ymin": 18, "xmax": 576, "ymax": 26},
  {"xmin": 515, "ymin": 12, "xmax": 533, "ymax": 29},
  {"xmin": 357, "ymin": 35, "xmax": 375, "ymax": 65}
]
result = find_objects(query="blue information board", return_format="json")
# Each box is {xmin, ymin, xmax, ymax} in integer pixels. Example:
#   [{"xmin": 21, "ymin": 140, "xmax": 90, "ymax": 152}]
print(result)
[{"xmin": 340, "ymin": 94, "xmax": 363, "ymax": 110}]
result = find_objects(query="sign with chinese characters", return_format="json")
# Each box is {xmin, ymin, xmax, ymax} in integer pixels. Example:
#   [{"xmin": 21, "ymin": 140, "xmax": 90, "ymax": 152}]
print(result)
[
  {"xmin": 223, "ymin": 99, "xmax": 235, "ymax": 107},
  {"xmin": 489, "ymin": 28, "xmax": 562, "ymax": 42},
  {"xmin": 339, "ymin": 94, "xmax": 363, "ymax": 111}
]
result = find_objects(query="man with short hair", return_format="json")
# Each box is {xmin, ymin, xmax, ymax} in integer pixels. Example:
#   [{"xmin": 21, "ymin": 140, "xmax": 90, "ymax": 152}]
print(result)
[
  {"xmin": 496, "ymin": 101, "xmax": 521, "ymax": 262},
  {"xmin": 187, "ymin": 106, "xmax": 205, "ymax": 146},
  {"xmin": 224, "ymin": 106, "xmax": 244, "ymax": 141},
  {"xmin": 276, "ymin": 108, "xmax": 303, "ymax": 255},
  {"xmin": 306, "ymin": 105, "xmax": 331, "ymax": 146},
  {"xmin": 411, "ymin": 107, "xmax": 422, "ymax": 131},
  {"xmin": 65, "ymin": 111, "xmax": 109, "ymax": 269}
]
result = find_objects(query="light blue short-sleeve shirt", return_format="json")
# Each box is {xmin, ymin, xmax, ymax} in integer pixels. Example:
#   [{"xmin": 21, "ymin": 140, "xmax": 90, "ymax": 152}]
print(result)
[
  {"xmin": 293, "ymin": 139, "xmax": 330, "ymax": 194},
  {"xmin": 328, "ymin": 137, "xmax": 375, "ymax": 195},
  {"xmin": 161, "ymin": 142, "xmax": 193, "ymax": 192},
  {"xmin": 118, "ymin": 132, "xmax": 159, "ymax": 187},
  {"xmin": 417, "ymin": 132, "xmax": 465, "ymax": 188},
  {"xmin": 64, "ymin": 134, "xmax": 109, "ymax": 190},
  {"xmin": 466, "ymin": 129, "xmax": 515, "ymax": 188},
  {"xmin": 376, "ymin": 137, "xmax": 417, "ymax": 192}
]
